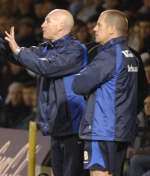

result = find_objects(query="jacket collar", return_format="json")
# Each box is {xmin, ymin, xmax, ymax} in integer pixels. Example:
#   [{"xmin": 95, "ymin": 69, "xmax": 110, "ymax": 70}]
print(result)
[
  {"xmin": 40, "ymin": 34, "xmax": 72, "ymax": 49},
  {"xmin": 98, "ymin": 36, "xmax": 127, "ymax": 52},
  {"xmin": 52, "ymin": 34, "xmax": 72, "ymax": 48}
]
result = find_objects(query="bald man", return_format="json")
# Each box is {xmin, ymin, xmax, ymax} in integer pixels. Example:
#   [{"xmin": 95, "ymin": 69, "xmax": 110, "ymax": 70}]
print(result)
[
  {"xmin": 73, "ymin": 10, "xmax": 139, "ymax": 176},
  {"xmin": 5, "ymin": 9, "xmax": 88, "ymax": 176}
]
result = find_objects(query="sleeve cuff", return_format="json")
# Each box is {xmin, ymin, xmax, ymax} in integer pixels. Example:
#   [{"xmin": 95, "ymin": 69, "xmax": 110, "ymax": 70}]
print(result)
[{"xmin": 14, "ymin": 47, "xmax": 23, "ymax": 55}]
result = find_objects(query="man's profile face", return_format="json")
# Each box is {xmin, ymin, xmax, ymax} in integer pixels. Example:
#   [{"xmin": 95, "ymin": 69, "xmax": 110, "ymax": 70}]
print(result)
[
  {"xmin": 93, "ymin": 15, "xmax": 110, "ymax": 44},
  {"xmin": 41, "ymin": 13, "xmax": 60, "ymax": 40}
]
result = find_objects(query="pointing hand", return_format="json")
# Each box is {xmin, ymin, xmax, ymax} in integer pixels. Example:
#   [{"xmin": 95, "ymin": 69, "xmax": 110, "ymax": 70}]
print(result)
[{"xmin": 5, "ymin": 26, "xmax": 20, "ymax": 54}]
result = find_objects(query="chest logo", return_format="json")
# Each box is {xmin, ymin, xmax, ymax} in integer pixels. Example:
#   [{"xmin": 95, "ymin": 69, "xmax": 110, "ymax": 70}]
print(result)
[
  {"xmin": 122, "ymin": 50, "xmax": 134, "ymax": 58},
  {"xmin": 128, "ymin": 64, "xmax": 138, "ymax": 72}
]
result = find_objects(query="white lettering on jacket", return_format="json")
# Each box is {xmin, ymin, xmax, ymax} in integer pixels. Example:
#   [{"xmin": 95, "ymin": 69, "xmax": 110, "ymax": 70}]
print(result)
[
  {"xmin": 128, "ymin": 64, "xmax": 138, "ymax": 72},
  {"xmin": 122, "ymin": 50, "xmax": 134, "ymax": 58}
]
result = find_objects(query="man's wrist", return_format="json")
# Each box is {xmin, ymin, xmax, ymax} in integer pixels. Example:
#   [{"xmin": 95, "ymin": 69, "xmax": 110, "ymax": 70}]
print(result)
[{"xmin": 14, "ymin": 47, "xmax": 21, "ymax": 55}]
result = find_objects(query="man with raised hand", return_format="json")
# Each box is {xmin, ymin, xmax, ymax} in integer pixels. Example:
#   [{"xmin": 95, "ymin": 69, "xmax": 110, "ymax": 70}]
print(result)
[
  {"xmin": 73, "ymin": 10, "xmax": 139, "ymax": 176},
  {"xmin": 5, "ymin": 9, "xmax": 88, "ymax": 176}
]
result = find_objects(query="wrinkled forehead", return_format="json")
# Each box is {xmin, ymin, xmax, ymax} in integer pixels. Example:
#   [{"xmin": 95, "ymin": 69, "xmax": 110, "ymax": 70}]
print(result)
[
  {"xmin": 45, "ymin": 11, "xmax": 63, "ymax": 22},
  {"xmin": 45, "ymin": 13, "xmax": 53, "ymax": 20},
  {"xmin": 98, "ymin": 13, "xmax": 107, "ymax": 21},
  {"xmin": 96, "ymin": 14, "xmax": 106, "ymax": 25}
]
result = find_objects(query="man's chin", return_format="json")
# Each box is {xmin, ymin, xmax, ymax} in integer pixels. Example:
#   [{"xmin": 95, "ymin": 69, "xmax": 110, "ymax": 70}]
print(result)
[
  {"xmin": 95, "ymin": 37, "xmax": 100, "ymax": 43},
  {"xmin": 43, "ymin": 35, "xmax": 49, "ymax": 40}
]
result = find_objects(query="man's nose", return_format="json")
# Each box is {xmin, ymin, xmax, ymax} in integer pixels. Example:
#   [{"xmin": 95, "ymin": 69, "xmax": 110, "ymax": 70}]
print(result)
[
  {"xmin": 93, "ymin": 26, "xmax": 97, "ymax": 32},
  {"xmin": 41, "ymin": 22, "xmax": 45, "ymax": 28}
]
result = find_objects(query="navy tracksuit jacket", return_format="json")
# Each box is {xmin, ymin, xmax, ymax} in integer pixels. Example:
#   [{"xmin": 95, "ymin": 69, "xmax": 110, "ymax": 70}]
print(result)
[
  {"xmin": 14, "ymin": 35, "xmax": 88, "ymax": 136},
  {"xmin": 73, "ymin": 37, "xmax": 139, "ymax": 142}
]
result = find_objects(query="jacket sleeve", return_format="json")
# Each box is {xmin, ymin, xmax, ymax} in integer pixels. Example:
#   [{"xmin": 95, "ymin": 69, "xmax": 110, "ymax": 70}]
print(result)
[
  {"xmin": 15, "ymin": 45, "xmax": 84, "ymax": 78},
  {"xmin": 72, "ymin": 52, "xmax": 115, "ymax": 95}
]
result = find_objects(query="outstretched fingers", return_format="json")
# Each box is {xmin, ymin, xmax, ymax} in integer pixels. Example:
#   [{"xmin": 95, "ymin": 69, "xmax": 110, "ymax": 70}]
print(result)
[
  {"xmin": 4, "ymin": 26, "xmax": 20, "ymax": 53},
  {"xmin": 10, "ymin": 26, "xmax": 15, "ymax": 38},
  {"xmin": 4, "ymin": 26, "xmax": 15, "ymax": 42}
]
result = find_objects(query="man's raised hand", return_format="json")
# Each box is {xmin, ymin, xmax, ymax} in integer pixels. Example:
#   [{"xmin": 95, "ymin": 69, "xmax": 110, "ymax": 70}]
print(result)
[{"xmin": 5, "ymin": 26, "xmax": 20, "ymax": 54}]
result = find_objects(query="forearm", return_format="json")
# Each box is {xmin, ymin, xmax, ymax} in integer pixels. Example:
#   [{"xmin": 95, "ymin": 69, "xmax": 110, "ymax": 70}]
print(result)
[{"xmin": 16, "ymin": 47, "xmax": 83, "ymax": 78}]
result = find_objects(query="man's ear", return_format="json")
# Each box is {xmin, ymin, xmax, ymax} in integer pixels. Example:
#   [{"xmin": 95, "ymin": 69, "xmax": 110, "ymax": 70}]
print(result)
[
  {"xmin": 108, "ymin": 25, "xmax": 116, "ymax": 35},
  {"xmin": 58, "ymin": 22, "xmax": 65, "ymax": 33}
]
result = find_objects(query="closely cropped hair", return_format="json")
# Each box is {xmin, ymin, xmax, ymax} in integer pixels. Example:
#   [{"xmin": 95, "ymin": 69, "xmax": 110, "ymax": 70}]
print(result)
[{"xmin": 102, "ymin": 10, "xmax": 128, "ymax": 35}]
